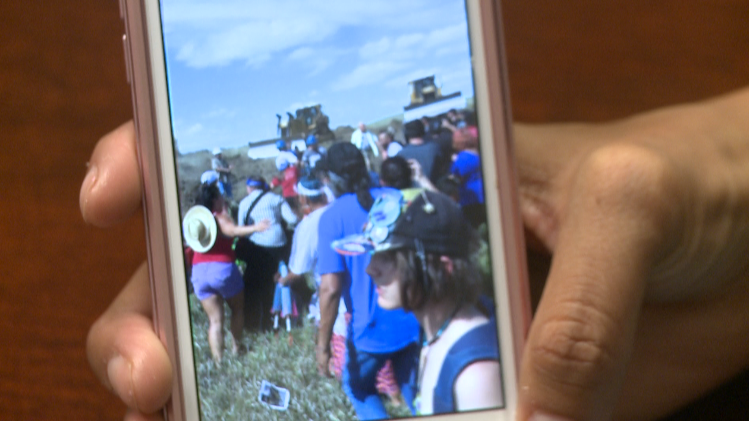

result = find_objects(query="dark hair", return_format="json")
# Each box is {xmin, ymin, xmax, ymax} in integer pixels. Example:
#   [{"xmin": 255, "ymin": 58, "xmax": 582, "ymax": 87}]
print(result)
[
  {"xmin": 378, "ymin": 130, "xmax": 393, "ymax": 140},
  {"xmin": 197, "ymin": 183, "xmax": 222, "ymax": 211},
  {"xmin": 393, "ymin": 248, "xmax": 482, "ymax": 312},
  {"xmin": 325, "ymin": 143, "xmax": 374, "ymax": 211},
  {"xmin": 380, "ymin": 156, "xmax": 413, "ymax": 190},
  {"xmin": 307, "ymin": 193, "xmax": 327, "ymax": 205},
  {"xmin": 404, "ymin": 119, "xmax": 425, "ymax": 143},
  {"xmin": 354, "ymin": 173, "xmax": 374, "ymax": 211}
]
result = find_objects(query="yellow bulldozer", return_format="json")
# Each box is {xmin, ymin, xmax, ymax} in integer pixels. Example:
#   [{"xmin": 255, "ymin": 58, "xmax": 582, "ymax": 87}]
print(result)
[
  {"xmin": 276, "ymin": 104, "xmax": 332, "ymax": 140},
  {"xmin": 404, "ymin": 75, "xmax": 465, "ymax": 122}
]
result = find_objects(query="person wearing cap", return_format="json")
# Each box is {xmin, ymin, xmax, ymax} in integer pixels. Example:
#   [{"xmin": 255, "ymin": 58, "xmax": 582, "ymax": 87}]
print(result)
[
  {"xmin": 184, "ymin": 183, "xmax": 270, "ymax": 363},
  {"xmin": 270, "ymin": 141, "xmax": 301, "ymax": 210},
  {"xmin": 333, "ymin": 189, "xmax": 502, "ymax": 416},
  {"xmin": 274, "ymin": 176, "xmax": 339, "ymax": 346},
  {"xmin": 301, "ymin": 134, "xmax": 326, "ymax": 177},
  {"xmin": 237, "ymin": 176, "xmax": 298, "ymax": 331},
  {"xmin": 200, "ymin": 169, "xmax": 220, "ymax": 187},
  {"xmin": 211, "ymin": 147, "xmax": 233, "ymax": 199},
  {"xmin": 316, "ymin": 142, "xmax": 420, "ymax": 420}
]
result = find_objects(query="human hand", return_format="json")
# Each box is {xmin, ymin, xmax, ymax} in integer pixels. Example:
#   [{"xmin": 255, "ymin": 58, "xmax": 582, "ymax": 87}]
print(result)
[
  {"xmin": 407, "ymin": 158, "xmax": 424, "ymax": 180},
  {"xmin": 315, "ymin": 345, "xmax": 332, "ymax": 378},
  {"xmin": 254, "ymin": 218, "xmax": 271, "ymax": 232},
  {"xmin": 81, "ymin": 122, "xmax": 172, "ymax": 421},
  {"xmin": 514, "ymin": 89, "xmax": 749, "ymax": 421}
]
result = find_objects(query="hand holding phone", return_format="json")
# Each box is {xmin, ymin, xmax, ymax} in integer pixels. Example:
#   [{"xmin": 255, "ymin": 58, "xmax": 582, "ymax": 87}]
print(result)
[
  {"xmin": 110, "ymin": 0, "xmax": 744, "ymax": 420},
  {"xmin": 84, "ymin": 98, "xmax": 749, "ymax": 421},
  {"xmin": 119, "ymin": 1, "xmax": 529, "ymax": 419}
]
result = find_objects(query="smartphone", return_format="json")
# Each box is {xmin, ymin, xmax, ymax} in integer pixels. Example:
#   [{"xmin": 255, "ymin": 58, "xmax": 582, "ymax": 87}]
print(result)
[{"xmin": 120, "ymin": 1, "xmax": 530, "ymax": 420}]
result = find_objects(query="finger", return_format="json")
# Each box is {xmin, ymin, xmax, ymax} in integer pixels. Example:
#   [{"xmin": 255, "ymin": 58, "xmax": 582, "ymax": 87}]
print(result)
[
  {"xmin": 124, "ymin": 409, "xmax": 165, "ymax": 421},
  {"xmin": 87, "ymin": 262, "xmax": 173, "ymax": 413},
  {"xmin": 513, "ymin": 123, "xmax": 608, "ymax": 251},
  {"xmin": 517, "ymin": 144, "xmax": 681, "ymax": 421},
  {"xmin": 80, "ymin": 121, "xmax": 142, "ymax": 227}
]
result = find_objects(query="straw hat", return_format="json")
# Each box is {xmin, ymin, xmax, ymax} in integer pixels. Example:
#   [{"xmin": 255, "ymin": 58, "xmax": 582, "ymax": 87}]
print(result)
[{"xmin": 182, "ymin": 205, "xmax": 217, "ymax": 253}]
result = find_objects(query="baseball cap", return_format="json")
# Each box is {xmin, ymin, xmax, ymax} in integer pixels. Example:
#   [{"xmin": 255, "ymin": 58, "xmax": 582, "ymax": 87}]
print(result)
[
  {"xmin": 296, "ymin": 176, "xmax": 324, "ymax": 197},
  {"xmin": 212, "ymin": 147, "xmax": 222, "ymax": 155},
  {"xmin": 332, "ymin": 188, "xmax": 471, "ymax": 258},
  {"xmin": 305, "ymin": 134, "xmax": 317, "ymax": 146},
  {"xmin": 276, "ymin": 155, "xmax": 290, "ymax": 172},
  {"xmin": 275, "ymin": 139, "xmax": 287, "ymax": 150}
]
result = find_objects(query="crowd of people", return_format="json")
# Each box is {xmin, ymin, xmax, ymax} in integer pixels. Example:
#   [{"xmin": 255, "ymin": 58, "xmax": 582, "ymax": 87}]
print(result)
[{"xmin": 180, "ymin": 109, "xmax": 501, "ymax": 418}]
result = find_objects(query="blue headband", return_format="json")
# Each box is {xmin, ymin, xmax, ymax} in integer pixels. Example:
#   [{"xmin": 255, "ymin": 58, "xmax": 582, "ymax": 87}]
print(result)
[{"xmin": 246, "ymin": 178, "xmax": 265, "ymax": 188}]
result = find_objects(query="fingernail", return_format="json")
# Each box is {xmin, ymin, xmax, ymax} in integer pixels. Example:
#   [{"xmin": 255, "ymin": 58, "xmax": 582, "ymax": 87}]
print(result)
[
  {"xmin": 107, "ymin": 355, "xmax": 135, "ymax": 405},
  {"xmin": 80, "ymin": 163, "xmax": 98, "ymax": 222},
  {"xmin": 528, "ymin": 411, "xmax": 573, "ymax": 421},
  {"xmin": 83, "ymin": 162, "xmax": 98, "ymax": 191}
]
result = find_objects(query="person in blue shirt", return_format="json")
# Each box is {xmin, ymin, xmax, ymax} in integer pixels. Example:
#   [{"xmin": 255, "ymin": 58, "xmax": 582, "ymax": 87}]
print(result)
[
  {"xmin": 450, "ymin": 126, "xmax": 486, "ymax": 228},
  {"xmin": 316, "ymin": 142, "xmax": 420, "ymax": 420},
  {"xmin": 332, "ymin": 188, "xmax": 503, "ymax": 416}
]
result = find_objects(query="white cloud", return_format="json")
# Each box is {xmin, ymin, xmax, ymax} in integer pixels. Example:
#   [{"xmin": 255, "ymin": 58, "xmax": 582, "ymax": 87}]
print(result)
[
  {"xmin": 334, "ymin": 21, "xmax": 468, "ymax": 92},
  {"xmin": 287, "ymin": 46, "xmax": 344, "ymax": 76},
  {"xmin": 334, "ymin": 61, "xmax": 407, "ymax": 91},
  {"xmin": 161, "ymin": 0, "xmax": 457, "ymax": 68},
  {"xmin": 288, "ymin": 47, "xmax": 314, "ymax": 61}
]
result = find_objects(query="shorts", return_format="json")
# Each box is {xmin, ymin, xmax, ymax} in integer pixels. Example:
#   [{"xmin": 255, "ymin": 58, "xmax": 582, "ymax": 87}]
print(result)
[{"xmin": 191, "ymin": 262, "xmax": 244, "ymax": 301}]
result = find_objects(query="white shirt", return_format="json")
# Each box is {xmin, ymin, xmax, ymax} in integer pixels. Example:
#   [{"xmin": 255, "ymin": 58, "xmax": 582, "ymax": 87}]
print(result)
[
  {"xmin": 386, "ymin": 141, "xmax": 403, "ymax": 157},
  {"xmin": 237, "ymin": 189, "xmax": 297, "ymax": 247},
  {"xmin": 350, "ymin": 129, "xmax": 380, "ymax": 157},
  {"xmin": 288, "ymin": 205, "xmax": 347, "ymax": 334}
]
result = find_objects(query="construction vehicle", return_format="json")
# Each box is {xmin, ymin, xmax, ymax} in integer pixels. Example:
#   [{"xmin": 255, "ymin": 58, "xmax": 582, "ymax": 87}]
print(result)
[
  {"xmin": 249, "ymin": 105, "xmax": 334, "ymax": 160},
  {"xmin": 275, "ymin": 104, "xmax": 333, "ymax": 140},
  {"xmin": 403, "ymin": 76, "xmax": 466, "ymax": 122}
]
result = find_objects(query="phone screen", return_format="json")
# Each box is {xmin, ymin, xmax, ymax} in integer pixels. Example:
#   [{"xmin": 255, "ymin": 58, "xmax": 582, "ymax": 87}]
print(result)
[{"xmin": 157, "ymin": 1, "xmax": 509, "ymax": 419}]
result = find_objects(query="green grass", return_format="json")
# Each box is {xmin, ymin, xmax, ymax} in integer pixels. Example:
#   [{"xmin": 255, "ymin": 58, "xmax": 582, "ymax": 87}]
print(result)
[{"xmin": 188, "ymin": 295, "xmax": 411, "ymax": 421}]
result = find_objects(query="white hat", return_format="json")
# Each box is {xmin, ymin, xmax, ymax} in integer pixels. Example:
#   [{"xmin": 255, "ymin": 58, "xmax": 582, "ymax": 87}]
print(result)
[
  {"xmin": 182, "ymin": 205, "xmax": 217, "ymax": 253},
  {"xmin": 212, "ymin": 147, "xmax": 222, "ymax": 155},
  {"xmin": 275, "ymin": 151, "xmax": 298, "ymax": 171},
  {"xmin": 200, "ymin": 170, "xmax": 220, "ymax": 185}
]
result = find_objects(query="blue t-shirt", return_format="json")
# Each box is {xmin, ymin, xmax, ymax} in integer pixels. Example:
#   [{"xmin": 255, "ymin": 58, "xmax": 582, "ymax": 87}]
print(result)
[
  {"xmin": 451, "ymin": 151, "xmax": 484, "ymax": 207},
  {"xmin": 317, "ymin": 188, "xmax": 420, "ymax": 353}
]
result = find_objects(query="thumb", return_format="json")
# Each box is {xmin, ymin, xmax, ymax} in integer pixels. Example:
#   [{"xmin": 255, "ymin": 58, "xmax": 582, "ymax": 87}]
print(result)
[{"xmin": 517, "ymin": 145, "xmax": 679, "ymax": 420}]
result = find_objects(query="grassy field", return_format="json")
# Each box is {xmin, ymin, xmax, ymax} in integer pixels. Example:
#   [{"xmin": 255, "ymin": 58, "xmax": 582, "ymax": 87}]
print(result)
[{"xmin": 188, "ymin": 295, "xmax": 411, "ymax": 421}]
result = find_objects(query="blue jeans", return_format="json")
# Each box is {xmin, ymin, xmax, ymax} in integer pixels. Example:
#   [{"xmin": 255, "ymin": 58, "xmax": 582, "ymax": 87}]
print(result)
[
  {"xmin": 218, "ymin": 180, "xmax": 232, "ymax": 199},
  {"xmin": 342, "ymin": 338, "xmax": 420, "ymax": 420}
]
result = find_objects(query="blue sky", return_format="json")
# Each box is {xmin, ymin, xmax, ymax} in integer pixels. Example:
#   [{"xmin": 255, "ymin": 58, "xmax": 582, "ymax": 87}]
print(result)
[{"xmin": 160, "ymin": 0, "xmax": 475, "ymax": 153}]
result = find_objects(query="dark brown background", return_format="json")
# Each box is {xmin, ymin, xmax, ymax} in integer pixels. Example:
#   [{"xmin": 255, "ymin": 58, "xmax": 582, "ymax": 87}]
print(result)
[{"xmin": 0, "ymin": 1, "xmax": 746, "ymax": 419}]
